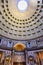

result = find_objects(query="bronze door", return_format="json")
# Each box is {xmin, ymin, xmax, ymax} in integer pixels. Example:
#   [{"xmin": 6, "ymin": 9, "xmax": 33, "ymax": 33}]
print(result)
[{"xmin": 13, "ymin": 62, "xmax": 26, "ymax": 65}]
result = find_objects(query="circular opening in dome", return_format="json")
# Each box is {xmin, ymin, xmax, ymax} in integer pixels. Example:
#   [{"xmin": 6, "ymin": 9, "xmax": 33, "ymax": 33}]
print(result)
[{"xmin": 17, "ymin": 0, "xmax": 28, "ymax": 12}]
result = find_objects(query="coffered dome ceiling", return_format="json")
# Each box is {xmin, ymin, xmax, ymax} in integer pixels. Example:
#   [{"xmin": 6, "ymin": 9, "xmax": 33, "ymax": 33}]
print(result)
[{"xmin": 0, "ymin": 0, "xmax": 43, "ymax": 40}]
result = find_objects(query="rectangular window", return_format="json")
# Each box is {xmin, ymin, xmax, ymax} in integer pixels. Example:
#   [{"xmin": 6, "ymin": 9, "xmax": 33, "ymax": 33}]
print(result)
[{"xmin": 0, "ymin": 39, "xmax": 1, "ymax": 43}]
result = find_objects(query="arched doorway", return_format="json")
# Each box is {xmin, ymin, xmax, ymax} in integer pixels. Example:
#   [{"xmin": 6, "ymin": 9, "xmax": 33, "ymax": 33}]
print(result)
[{"xmin": 13, "ymin": 62, "xmax": 26, "ymax": 65}]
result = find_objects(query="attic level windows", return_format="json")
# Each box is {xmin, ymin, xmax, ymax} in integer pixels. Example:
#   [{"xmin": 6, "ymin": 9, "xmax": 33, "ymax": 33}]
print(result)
[
  {"xmin": 0, "ymin": 39, "xmax": 1, "ymax": 43},
  {"xmin": 9, "ymin": 42, "xmax": 11, "ymax": 44},
  {"xmin": 28, "ymin": 42, "xmax": 30, "ymax": 47}
]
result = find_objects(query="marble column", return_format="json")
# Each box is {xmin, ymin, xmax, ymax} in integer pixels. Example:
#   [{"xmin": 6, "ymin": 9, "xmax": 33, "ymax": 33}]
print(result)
[
  {"xmin": 11, "ymin": 50, "xmax": 14, "ymax": 65},
  {"xmin": 25, "ymin": 50, "xmax": 28, "ymax": 65},
  {"xmin": 39, "ymin": 52, "xmax": 43, "ymax": 65}
]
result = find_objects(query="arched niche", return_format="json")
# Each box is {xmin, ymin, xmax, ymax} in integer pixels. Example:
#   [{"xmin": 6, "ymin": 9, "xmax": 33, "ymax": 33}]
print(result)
[{"xmin": 14, "ymin": 43, "xmax": 26, "ymax": 51}]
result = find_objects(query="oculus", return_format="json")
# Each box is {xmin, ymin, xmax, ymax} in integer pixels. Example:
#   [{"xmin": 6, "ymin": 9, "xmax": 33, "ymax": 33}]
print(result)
[{"xmin": 17, "ymin": 0, "xmax": 28, "ymax": 12}]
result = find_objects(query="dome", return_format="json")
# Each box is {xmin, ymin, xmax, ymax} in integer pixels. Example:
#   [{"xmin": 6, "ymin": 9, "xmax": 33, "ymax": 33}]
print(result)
[{"xmin": 0, "ymin": 0, "xmax": 43, "ymax": 40}]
